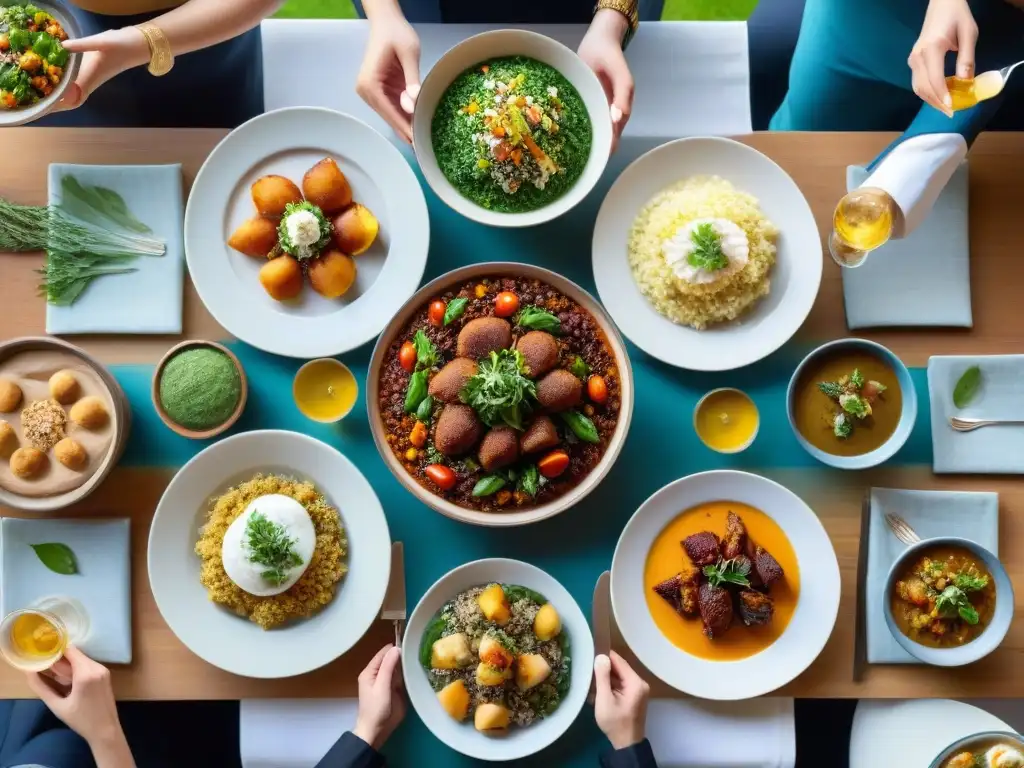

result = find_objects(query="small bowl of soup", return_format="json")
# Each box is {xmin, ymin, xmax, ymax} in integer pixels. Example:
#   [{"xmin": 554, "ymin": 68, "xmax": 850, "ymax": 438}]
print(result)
[
  {"xmin": 885, "ymin": 537, "xmax": 1013, "ymax": 667},
  {"xmin": 786, "ymin": 338, "xmax": 916, "ymax": 469},
  {"xmin": 693, "ymin": 388, "xmax": 759, "ymax": 454},
  {"xmin": 930, "ymin": 731, "xmax": 1024, "ymax": 768}
]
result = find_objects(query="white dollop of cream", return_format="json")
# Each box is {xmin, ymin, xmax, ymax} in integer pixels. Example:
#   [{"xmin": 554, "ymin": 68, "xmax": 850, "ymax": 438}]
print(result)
[
  {"xmin": 221, "ymin": 494, "xmax": 316, "ymax": 597},
  {"xmin": 284, "ymin": 209, "xmax": 321, "ymax": 249},
  {"xmin": 662, "ymin": 217, "xmax": 750, "ymax": 285},
  {"xmin": 986, "ymin": 745, "xmax": 1024, "ymax": 768}
]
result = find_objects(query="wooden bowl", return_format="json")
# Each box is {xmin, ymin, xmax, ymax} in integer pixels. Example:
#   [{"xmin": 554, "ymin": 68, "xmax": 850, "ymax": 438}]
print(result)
[
  {"xmin": 152, "ymin": 341, "xmax": 247, "ymax": 440},
  {"xmin": 366, "ymin": 261, "xmax": 634, "ymax": 528},
  {"xmin": 0, "ymin": 336, "xmax": 130, "ymax": 513}
]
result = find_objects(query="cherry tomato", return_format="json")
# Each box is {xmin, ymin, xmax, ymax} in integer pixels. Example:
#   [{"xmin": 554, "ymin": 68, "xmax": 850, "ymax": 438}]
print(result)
[
  {"xmin": 494, "ymin": 291, "xmax": 520, "ymax": 318},
  {"xmin": 425, "ymin": 464, "xmax": 456, "ymax": 491},
  {"xmin": 428, "ymin": 300, "xmax": 447, "ymax": 327},
  {"xmin": 587, "ymin": 375, "xmax": 608, "ymax": 404},
  {"xmin": 398, "ymin": 341, "xmax": 416, "ymax": 373},
  {"xmin": 538, "ymin": 450, "xmax": 570, "ymax": 479}
]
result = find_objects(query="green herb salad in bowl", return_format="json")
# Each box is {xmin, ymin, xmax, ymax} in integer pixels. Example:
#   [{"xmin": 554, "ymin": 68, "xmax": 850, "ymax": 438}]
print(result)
[
  {"xmin": 403, "ymin": 558, "xmax": 594, "ymax": 761},
  {"xmin": 0, "ymin": 2, "xmax": 80, "ymax": 125},
  {"xmin": 414, "ymin": 30, "xmax": 613, "ymax": 228}
]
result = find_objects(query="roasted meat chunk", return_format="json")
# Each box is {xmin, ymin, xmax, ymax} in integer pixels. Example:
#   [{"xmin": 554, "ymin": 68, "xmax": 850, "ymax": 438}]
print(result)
[
  {"xmin": 749, "ymin": 544, "xmax": 784, "ymax": 588},
  {"xmin": 652, "ymin": 560, "xmax": 700, "ymax": 617},
  {"xmin": 722, "ymin": 511, "xmax": 748, "ymax": 560},
  {"xmin": 652, "ymin": 575, "xmax": 684, "ymax": 614},
  {"xmin": 737, "ymin": 590, "xmax": 775, "ymax": 626},
  {"xmin": 698, "ymin": 582, "xmax": 733, "ymax": 639},
  {"xmin": 683, "ymin": 531, "xmax": 720, "ymax": 567}
]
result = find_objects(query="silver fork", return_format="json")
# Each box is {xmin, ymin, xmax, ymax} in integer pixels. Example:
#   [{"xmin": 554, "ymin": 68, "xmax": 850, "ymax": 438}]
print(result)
[
  {"xmin": 884, "ymin": 513, "xmax": 922, "ymax": 546},
  {"xmin": 950, "ymin": 416, "xmax": 1024, "ymax": 432}
]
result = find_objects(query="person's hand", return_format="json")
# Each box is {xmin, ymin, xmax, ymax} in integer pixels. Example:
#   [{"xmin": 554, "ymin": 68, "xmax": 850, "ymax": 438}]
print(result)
[
  {"xmin": 594, "ymin": 651, "xmax": 650, "ymax": 751},
  {"xmin": 353, "ymin": 644, "xmax": 406, "ymax": 751},
  {"xmin": 25, "ymin": 646, "xmax": 123, "ymax": 747},
  {"xmin": 578, "ymin": 8, "xmax": 634, "ymax": 151},
  {"xmin": 55, "ymin": 27, "xmax": 150, "ymax": 113},
  {"xmin": 356, "ymin": 7, "xmax": 421, "ymax": 143},
  {"xmin": 908, "ymin": 0, "xmax": 978, "ymax": 117}
]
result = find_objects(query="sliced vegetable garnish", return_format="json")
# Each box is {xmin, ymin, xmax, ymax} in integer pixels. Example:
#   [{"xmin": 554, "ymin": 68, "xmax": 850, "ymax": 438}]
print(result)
[
  {"xmin": 559, "ymin": 410, "xmax": 600, "ymax": 444},
  {"xmin": 472, "ymin": 474, "xmax": 506, "ymax": 497}
]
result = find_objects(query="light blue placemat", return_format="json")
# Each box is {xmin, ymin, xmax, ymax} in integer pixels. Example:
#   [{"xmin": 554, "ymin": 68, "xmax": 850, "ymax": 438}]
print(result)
[
  {"xmin": 842, "ymin": 164, "xmax": 971, "ymax": 329},
  {"xmin": 46, "ymin": 164, "xmax": 184, "ymax": 335},
  {"xmin": 866, "ymin": 488, "xmax": 998, "ymax": 664},
  {"xmin": 929, "ymin": 355, "xmax": 1024, "ymax": 474},
  {"xmin": 0, "ymin": 517, "xmax": 132, "ymax": 664}
]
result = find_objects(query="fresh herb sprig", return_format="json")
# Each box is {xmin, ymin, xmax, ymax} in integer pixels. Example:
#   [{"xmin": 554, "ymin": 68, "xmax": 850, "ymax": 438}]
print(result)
[
  {"xmin": 687, "ymin": 222, "xmax": 729, "ymax": 272},
  {"xmin": 515, "ymin": 305, "xmax": 561, "ymax": 335},
  {"xmin": 703, "ymin": 557, "xmax": 751, "ymax": 589},
  {"xmin": 460, "ymin": 348, "xmax": 537, "ymax": 430},
  {"xmin": 935, "ymin": 584, "xmax": 980, "ymax": 625},
  {"xmin": 245, "ymin": 509, "xmax": 304, "ymax": 586}
]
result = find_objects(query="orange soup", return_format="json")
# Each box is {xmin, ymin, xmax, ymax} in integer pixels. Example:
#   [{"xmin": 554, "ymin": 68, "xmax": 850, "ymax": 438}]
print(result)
[{"xmin": 644, "ymin": 501, "xmax": 800, "ymax": 661}]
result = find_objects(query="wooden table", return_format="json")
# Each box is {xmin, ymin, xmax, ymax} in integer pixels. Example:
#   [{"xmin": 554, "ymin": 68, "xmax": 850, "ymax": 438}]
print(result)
[{"xmin": 2, "ymin": 129, "xmax": 1023, "ymax": 701}]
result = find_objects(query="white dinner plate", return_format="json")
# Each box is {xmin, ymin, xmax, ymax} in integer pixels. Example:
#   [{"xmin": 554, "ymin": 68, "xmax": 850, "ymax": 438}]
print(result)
[
  {"xmin": 184, "ymin": 107, "xmax": 429, "ymax": 358},
  {"xmin": 148, "ymin": 430, "xmax": 391, "ymax": 678},
  {"xmin": 592, "ymin": 137, "xmax": 822, "ymax": 371},
  {"xmin": 611, "ymin": 470, "xmax": 840, "ymax": 700},
  {"xmin": 403, "ymin": 558, "xmax": 594, "ymax": 761}
]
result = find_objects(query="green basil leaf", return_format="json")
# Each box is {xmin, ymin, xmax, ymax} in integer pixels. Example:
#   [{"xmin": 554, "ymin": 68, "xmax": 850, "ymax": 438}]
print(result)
[
  {"xmin": 515, "ymin": 306, "xmax": 561, "ymax": 334},
  {"xmin": 412, "ymin": 330, "xmax": 439, "ymax": 370},
  {"xmin": 404, "ymin": 370, "xmax": 429, "ymax": 413},
  {"xmin": 415, "ymin": 395, "xmax": 434, "ymax": 423},
  {"xmin": 29, "ymin": 543, "xmax": 78, "ymax": 575},
  {"xmin": 958, "ymin": 602, "xmax": 980, "ymax": 625},
  {"xmin": 568, "ymin": 356, "xmax": 590, "ymax": 380},
  {"xmin": 443, "ymin": 297, "xmax": 468, "ymax": 326},
  {"xmin": 472, "ymin": 475, "xmax": 506, "ymax": 497},
  {"xmin": 559, "ymin": 410, "xmax": 600, "ymax": 444},
  {"xmin": 517, "ymin": 464, "xmax": 540, "ymax": 497},
  {"xmin": 953, "ymin": 365, "xmax": 982, "ymax": 409}
]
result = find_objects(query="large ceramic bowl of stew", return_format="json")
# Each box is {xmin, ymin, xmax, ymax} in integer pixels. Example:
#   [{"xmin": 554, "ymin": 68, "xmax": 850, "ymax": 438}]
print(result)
[
  {"xmin": 786, "ymin": 338, "xmax": 916, "ymax": 470},
  {"xmin": 884, "ymin": 536, "xmax": 1013, "ymax": 667},
  {"xmin": 367, "ymin": 262, "xmax": 633, "ymax": 527}
]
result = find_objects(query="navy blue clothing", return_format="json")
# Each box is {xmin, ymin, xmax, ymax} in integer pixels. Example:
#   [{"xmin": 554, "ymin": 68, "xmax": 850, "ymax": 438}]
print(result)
[
  {"xmin": 314, "ymin": 732, "xmax": 384, "ymax": 768},
  {"xmin": 601, "ymin": 739, "xmax": 658, "ymax": 768},
  {"xmin": 353, "ymin": 0, "xmax": 665, "ymax": 23},
  {"xmin": 0, "ymin": 701, "xmax": 92, "ymax": 768},
  {"xmin": 35, "ymin": 7, "xmax": 262, "ymax": 128}
]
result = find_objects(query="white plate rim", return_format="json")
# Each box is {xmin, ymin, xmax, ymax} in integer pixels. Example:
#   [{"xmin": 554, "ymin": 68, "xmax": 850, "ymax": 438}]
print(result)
[
  {"xmin": 401, "ymin": 557, "xmax": 595, "ymax": 761},
  {"xmin": 184, "ymin": 106, "xmax": 429, "ymax": 358},
  {"xmin": 610, "ymin": 470, "xmax": 840, "ymax": 700},
  {"xmin": 147, "ymin": 429, "xmax": 391, "ymax": 678},
  {"xmin": 592, "ymin": 136, "xmax": 822, "ymax": 372}
]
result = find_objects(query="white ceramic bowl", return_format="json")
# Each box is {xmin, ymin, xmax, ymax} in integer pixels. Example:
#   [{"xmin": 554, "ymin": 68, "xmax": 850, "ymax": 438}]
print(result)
[
  {"xmin": 403, "ymin": 558, "xmax": 594, "ymax": 762},
  {"xmin": 0, "ymin": 0, "xmax": 81, "ymax": 127},
  {"xmin": 413, "ymin": 29, "xmax": 613, "ymax": 228},
  {"xmin": 611, "ymin": 470, "xmax": 840, "ymax": 699},
  {"xmin": 184, "ymin": 107, "xmax": 429, "ymax": 358},
  {"xmin": 592, "ymin": 136, "xmax": 822, "ymax": 371},
  {"xmin": 147, "ymin": 430, "xmax": 392, "ymax": 678}
]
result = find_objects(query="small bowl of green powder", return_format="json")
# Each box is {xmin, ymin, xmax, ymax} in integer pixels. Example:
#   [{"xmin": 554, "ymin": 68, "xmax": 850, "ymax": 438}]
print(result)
[{"xmin": 153, "ymin": 341, "xmax": 247, "ymax": 439}]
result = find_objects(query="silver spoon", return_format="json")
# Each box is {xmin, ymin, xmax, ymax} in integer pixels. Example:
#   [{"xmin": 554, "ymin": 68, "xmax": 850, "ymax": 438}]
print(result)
[
  {"xmin": 949, "ymin": 416, "xmax": 1024, "ymax": 432},
  {"xmin": 885, "ymin": 513, "xmax": 922, "ymax": 546},
  {"xmin": 967, "ymin": 60, "xmax": 1024, "ymax": 103}
]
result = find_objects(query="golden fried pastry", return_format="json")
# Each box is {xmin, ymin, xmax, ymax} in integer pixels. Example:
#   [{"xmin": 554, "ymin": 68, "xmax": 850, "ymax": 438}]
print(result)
[
  {"xmin": 251, "ymin": 175, "xmax": 302, "ymax": 218},
  {"xmin": 302, "ymin": 158, "xmax": 352, "ymax": 214},
  {"xmin": 48, "ymin": 370, "xmax": 80, "ymax": 405},
  {"xmin": 54, "ymin": 437, "xmax": 87, "ymax": 470},
  {"xmin": 331, "ymin": 204, "xmax": 379, "ymax": 255},
  {"xmin": 69, "ymin": 396, "xmax": 108, "ymax": 430},
  {"xmin": 0, "ymin": 420, "xmax": 17, "ymax": 459},
  {"xmin": 259, "ymin": 255, "xmax": 303, "ymax": 301},
  {"xmin": 307, "ymin": 249, "xmax": 357, "ymax": 299},
  {"xmin": 227, "ymin": 216, "xmax": 279, "ymax": 258},
  {"xmin": 10, "ymin": 447, "xmax": 47, "ymax": 479},
  {"xmin": 0, "ymin": 378, "xmax": 22, "ymax": 413}
]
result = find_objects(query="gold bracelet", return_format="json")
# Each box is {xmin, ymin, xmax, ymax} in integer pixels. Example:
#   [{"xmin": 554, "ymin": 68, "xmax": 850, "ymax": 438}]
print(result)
[
  {"xmin": 595, "ymin": 0, "xmax": 640, "ymax": 50},
  {"xmin": 135, "ymin": 22, "xmax": 174, "ymax": 77}
]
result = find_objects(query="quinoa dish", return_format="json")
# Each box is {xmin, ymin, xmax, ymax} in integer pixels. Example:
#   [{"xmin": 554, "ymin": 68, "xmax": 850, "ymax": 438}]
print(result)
[
  {"xmin": 0, "ymin": 4, "xmax": 69, "ymax": 110},
  {"xmin": 377, "ymin": 275, "xmax": 622, "ymax": 513},
  {"xmin": 431, "ymin": 56, "xmax": 592, "ymax": 213},
  {"xmin": 421, "ymin": 583, "xmax": 570, "ymax": 731},
  {"xmin": 628, "ymin": 175, "xmax": 779, "ymax": 330},
  {"xmin": 195, "ymin": 473, "xmax": 347, "ymax": 630}
]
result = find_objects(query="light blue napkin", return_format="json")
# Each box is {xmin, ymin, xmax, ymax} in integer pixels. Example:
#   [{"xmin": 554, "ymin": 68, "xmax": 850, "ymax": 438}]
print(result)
[
  {"xmin": 842, "ymin": 163, "xmax": 972, "ymax": 329},
  {"xmin": 929, "ymin": 355, "xmax": 1024, "ymax": 474},
  {"xmin": 46, "ymin": 164, "xmax": 184, "ymax": 335},
  {"xmin": 866, "ymin": 488, "xmax": 998, "ymax": 664},
  {"xmin": 0, "ymin": 517, "xmax": 132, "ymax": 664}
]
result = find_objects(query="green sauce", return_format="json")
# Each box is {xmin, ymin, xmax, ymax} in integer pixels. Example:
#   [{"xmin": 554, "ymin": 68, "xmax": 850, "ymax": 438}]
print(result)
[
  {"xmin": 159, "ymin": 348, "xmax": 241, "ymax": 430},
  {"xmin": 431, "ymin": 56, "xmax": 593, "ymax": 213}
]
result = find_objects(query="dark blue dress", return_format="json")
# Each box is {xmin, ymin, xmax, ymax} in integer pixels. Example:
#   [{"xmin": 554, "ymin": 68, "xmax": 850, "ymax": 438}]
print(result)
[
  {"xmin": 0, "ymin": 701, "xmax": 91, "ymax": 768},
  {"xmin": 35, "ymin": 5, "xmax": 263, "ymax": 128}
]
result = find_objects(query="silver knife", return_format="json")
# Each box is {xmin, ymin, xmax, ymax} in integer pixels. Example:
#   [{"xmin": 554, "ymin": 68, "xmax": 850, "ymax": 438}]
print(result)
[
  {"xmin": 589, "ymin": 571, "xmax": 612, "ymax": 704},
  {"xmin": 381, "ymin": 541, "xmax": 406, "ymax": 648},
  {"xmin": 852, "ymin": 492, "xmax": 871, "ymax": 683}
]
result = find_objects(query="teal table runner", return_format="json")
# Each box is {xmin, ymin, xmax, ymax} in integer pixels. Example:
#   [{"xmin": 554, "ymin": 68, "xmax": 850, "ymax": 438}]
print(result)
[{"xmin": 113, "ymin": 138, "xmax": 932, "ymax": 766}]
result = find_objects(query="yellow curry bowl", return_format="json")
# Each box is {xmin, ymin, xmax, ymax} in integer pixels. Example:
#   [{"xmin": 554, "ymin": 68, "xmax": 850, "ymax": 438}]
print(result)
[{"xmin": 692, "ymin": 388, "xmax": 759, "ymax": 454}]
